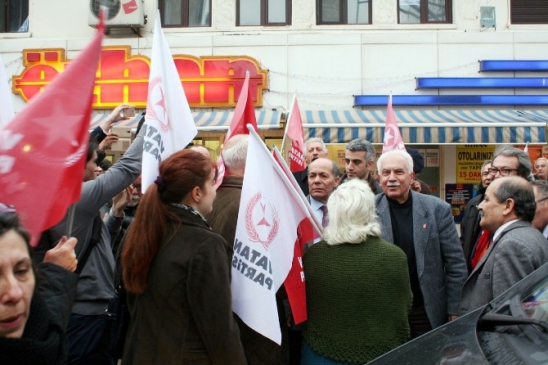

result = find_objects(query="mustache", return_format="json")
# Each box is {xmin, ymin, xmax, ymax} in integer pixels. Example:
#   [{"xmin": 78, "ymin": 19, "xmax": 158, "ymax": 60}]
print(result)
[{"xmin": 386, "ymin": 183, "xmax": 400, "ymax": 187}]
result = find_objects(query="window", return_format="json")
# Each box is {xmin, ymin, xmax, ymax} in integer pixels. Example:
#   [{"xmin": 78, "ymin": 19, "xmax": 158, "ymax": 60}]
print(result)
[
  {"xmin": 317, "ymin": 0, "xmax": 371, "ymax": 25},
  {"xmin": 398, "ymin": 0, "xmax": 452, "ymax": 24},
  {"xmin": 237, "ymin": 0, "xmax": 291, "ymax": 26},
  {"xmin": 1, "ymin": 0, "xmax": 28, "ymax": 32},
  {"xmin": 511, "ymin": 0, "xmax": 548, "ymax": 24},
  {"xmin": 159, "ymin": 0, "xmax": 211, "ymax": 27}
]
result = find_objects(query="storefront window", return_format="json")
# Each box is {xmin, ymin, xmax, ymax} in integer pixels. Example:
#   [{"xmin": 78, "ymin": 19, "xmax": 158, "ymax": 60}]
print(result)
[{"xmin": 1, "ymin": 0, "xmax": 29, "ymax": 33}]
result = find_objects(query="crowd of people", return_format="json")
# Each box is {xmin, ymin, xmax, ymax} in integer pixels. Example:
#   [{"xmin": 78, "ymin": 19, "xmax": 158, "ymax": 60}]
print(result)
[{"xmin": 2, "ymin": 104, "xmax": 548, "ymax": 364}]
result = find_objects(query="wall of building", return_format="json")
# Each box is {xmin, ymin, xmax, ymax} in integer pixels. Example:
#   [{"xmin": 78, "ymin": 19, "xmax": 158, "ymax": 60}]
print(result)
[{"xmin": 1, "ymin": 0, "xmax": 547, "ymax": 198}]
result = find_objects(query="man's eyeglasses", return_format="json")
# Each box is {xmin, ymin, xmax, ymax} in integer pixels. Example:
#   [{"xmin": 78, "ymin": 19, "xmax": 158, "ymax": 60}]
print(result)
[
  {"xmin": 487, "ymin": 167, "xmax": 519, "ymax": 176},
  {"xmin": 481, "ymin": 171, "xmax": 491, "ymax": 176},
  {"xmin": 536, "ymin": 197, "xmax": 548, "ymax": 204}
]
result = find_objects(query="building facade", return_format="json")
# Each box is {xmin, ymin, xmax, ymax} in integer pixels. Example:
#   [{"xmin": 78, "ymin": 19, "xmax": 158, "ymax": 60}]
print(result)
[{"xmin": 2, "ymin": 0, "xmax": 548, "ymax": 204}]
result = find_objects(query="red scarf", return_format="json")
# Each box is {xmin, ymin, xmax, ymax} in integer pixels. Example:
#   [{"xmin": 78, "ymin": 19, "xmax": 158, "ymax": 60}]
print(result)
[{"xmin": 471, "ymin": 228, "xmax": 492, "ymax": 269}]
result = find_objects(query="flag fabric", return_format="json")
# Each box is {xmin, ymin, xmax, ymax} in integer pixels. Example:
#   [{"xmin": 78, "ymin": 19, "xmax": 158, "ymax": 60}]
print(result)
[
  {"xmin": 0, "ymin": 55, "xmax": 14, "ymax": 128},
  {"xmin": 232, "ymin": 127, "xmax": 312, "ymax": 344},
  {"xmin": 271, "ymin": 146, "xmax": 321, "ymax": 324},
  {"xmin": 215, "ymin": 72, "xmax": 258, "ymax": 187},
  {"xmin": 382, "ymin": 94, "xmax": 405, "ymax": 153},
  {"xmin": 283, "ymin": 95, "xmax": 306, "ymax": 172},
  {"xmin": 0, "ymin": 24, "xmax": 105, "ymax": 246},
  {"xmin": 141, "ymin": 14, "xmax": 197, "ymax": 193}
]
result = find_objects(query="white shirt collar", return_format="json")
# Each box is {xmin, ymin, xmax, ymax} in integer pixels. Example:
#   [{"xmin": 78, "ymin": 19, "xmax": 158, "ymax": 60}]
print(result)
[{"xmin": 493, "ymin": 219, "xmax": 520, "ymax": 242}]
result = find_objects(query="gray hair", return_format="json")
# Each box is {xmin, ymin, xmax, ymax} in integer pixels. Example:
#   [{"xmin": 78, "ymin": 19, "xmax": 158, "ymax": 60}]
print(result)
[
  {"xmin": 531, "ymin": 179, "xmax": 548, "ymax": 199},
  {"xmin": 493, "ymin": 146, "xmax": 531, "ymax": 179},
  {"xmin": 346, "ymin": 139, "xmax": 375, "ymax": 162},
  {"xmin": 481, "ymin": 159, "xmax": 493, "ymax": 170},
  {"xmin": 323, "ymin": 179, "xmax": 381, "ymax": 245},
  {"xmin": 376, "ymin": 150, "xmax": 414, "ymax": 174},
  {"xmin": 330, "ymin": 161, "xmax": 341, "ymax": 177},
  {"xmin": 305, "ymin": 138, "xmax": 327, "ymax": 153},
  {"xmin": 222, "ymin": 134, "xmax": 249, "ymax": 172},
  {"xmin": 494, "ymin": 176, "xmax": 536, "ymax": 222}
]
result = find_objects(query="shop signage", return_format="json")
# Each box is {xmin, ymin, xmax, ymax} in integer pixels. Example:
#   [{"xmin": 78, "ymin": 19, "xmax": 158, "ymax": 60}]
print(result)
[
  {"xmin": 12, "ymin": 46, "xmax": 269, "ymax": 109},
  {"xmin": 456, "ymin": 145, "xmax": 495, "ymax": 184}
]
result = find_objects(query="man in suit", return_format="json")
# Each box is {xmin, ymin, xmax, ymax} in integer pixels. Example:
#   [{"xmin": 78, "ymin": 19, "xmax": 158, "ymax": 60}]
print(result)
[
  {"xmin": 293, "ymin": 138, "xmax": 328, "ymax": 195},
  {"xmin": 375, "ymin": 150, "xmax": 467, "ymax": 338},
  {"xmin": 307, "ymin": 158, "xmax": 340, "ymax": 239},
  {"xmin": 531, "ymin": 179, "xmax": 548, "ymax": 238},
  {"xmin": 460, "ymin": 176, "xmax": 548, "ymax": 313}
]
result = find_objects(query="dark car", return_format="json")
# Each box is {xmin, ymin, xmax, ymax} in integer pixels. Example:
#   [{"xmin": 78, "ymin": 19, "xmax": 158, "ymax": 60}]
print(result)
[{"xmin": 369, "ymin": 263, "xmax": 548, "ymax": 365}]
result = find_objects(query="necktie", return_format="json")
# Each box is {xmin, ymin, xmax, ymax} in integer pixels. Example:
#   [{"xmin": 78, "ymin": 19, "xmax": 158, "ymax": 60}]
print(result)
[{"xmin": 320, "ymin": 205, "xmax": 329, "ymax": 228}]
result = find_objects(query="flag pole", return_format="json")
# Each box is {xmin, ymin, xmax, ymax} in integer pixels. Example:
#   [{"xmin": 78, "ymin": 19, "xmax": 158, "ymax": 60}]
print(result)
[
  {"xmin": 65, "ymin": 204, "xmax": 76, "ymax": 238},
  {"xmin": 248, "ymin": 124, "xmax": 322, "ymax": 236}
]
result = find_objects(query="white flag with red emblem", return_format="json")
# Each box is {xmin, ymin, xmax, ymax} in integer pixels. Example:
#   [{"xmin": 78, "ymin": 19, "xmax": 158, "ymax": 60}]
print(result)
[
  {"xmin": 141, "ymin": 14, "xmax": 197, "ymax": 192},
  {"xmin": 382, "ymin": 94, "xmax": 405, "ymax": 153},
  {"xmin": 232, "ymin": 126, "xmax": 312, "ymax": 344}
]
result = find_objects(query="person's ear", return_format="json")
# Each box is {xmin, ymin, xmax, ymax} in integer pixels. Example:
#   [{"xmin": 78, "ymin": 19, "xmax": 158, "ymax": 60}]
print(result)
[{"xmin": 190, "ymin": 186, "xmax": 203, "ymax": 203}]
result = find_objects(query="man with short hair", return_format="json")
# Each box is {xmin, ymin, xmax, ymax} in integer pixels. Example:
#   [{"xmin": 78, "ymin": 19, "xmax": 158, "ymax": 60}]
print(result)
[
  {"xmin": 342, "ymin": 138, "xmax": 381, "ymax": 194},
  {"xmin": 375, "ymin": 150, "xmax": 467, "ymax": 338},
  {"xmin": 460, "ymin": 176, "xmax": 548, "ymax": 313},
  {"xmin": 531, "ymin": 180, "xmax": 548, "ymax": 238},
  {"xmin": 307, "ymin": 158, "xmax": 340, "ymax": 229},
  {"xmin": 534, "ymin": 157, "xmax": 548, "ymax": 180},
  {"xmin": 293, "ymin": 138, "xmax": 328, "ymax": 195},
  {"xmin": 489, "ymin": 145, "xmax": 531, "ymax": 180},
  {"xmin": 460, "ymin": 160, "xmax": 492, "ymax": 273}
]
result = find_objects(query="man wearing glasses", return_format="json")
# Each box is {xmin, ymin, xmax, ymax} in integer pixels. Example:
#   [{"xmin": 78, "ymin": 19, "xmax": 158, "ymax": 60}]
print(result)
[
  {"xmin": 460, "ymin": 160, "xmax": 492, "ymax": 273},
  {"xmin": 461, "ymin": 176, "xmax": 548, "ymax": 313},
  {"xmin": 531, "ymin": 180, "xmax": 548, "ymax": 239}
]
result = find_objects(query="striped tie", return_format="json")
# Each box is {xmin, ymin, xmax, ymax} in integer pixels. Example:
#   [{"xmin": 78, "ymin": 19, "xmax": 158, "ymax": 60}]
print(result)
[{"xmin": 320, "ymin": 205, "xmax": 329, "ymax": 228}]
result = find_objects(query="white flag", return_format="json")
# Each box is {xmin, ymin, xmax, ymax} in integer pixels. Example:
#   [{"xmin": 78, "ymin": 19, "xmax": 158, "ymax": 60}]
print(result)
[
  {"xmin": 232, "ymin": 127, "xmax": 309, "ymax": 344},
  {"xmin": 141, "ymin": 14, "xmax": 197, "ymax": 192},
  {"xmin": 0, "ymin": 55, "xmax": 15, "ymax": 128}
]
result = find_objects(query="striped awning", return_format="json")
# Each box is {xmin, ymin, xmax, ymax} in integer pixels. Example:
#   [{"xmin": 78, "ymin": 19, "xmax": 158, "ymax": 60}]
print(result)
[
  {"xmin": 89, "ymin": 109, "xmax": 281, "ymax": 131},
  {"xmin": 303, "ymin": 109, "xmax": 548, "ymax": 144}
]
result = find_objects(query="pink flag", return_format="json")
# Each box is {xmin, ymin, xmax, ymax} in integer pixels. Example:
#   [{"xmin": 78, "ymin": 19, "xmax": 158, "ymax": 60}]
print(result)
[
  {"xmin": 382, "ymin": 94, "xmax": 405, "ymax": 153},
  {"xmin": 216, "ymin": 72, "xmax": 258, "ymax": 187},
  {"xmin": 0, "ymin": 23, "xmax": 105, "ymax": 246},
  {"xmin": 232, "ymin": 127, "xmax": 314, "ymax": 344},
  {"xmin": 285, "ymin": 95, "xmax": 306, "ymax": 172},
  {"xmin": 141, "ymin": 14, "xmax": 198, "ymax": 192}
]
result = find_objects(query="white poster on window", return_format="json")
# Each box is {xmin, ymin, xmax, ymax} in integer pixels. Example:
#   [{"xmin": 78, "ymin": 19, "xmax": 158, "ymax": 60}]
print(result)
[{"xmin": 426, "ymin": 149, "xmax": 439, "ymax": 167}]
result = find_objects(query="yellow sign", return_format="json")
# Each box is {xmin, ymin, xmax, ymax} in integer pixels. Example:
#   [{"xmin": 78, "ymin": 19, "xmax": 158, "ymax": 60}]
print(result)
[{"xmin": 456, "ymin": 145, "xmax": 495, "ymax": 183}]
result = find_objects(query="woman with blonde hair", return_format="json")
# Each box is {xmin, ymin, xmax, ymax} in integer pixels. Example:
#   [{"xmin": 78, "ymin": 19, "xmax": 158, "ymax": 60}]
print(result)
[
  {"xmin": 121, "ymin": 149, "xmax": 246, "ymax": 364},
  {"xmin": 302, "ymin": 179, "xmax": 412, "ymax": 364}
]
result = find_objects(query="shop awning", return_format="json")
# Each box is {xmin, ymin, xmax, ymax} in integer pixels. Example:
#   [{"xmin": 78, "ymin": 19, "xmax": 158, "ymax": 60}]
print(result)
[
  {"xmin": 89, "ymin": 110, "xmax": 282, "ymax": 131},
  {"xmin": 303, "ymin": 109, "xmax": 548, "ymax": 144}
]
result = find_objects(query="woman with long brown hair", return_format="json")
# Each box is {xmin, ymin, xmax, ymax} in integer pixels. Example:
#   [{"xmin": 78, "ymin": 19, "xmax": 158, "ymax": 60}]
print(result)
[{"xmin": 121, "ymin": 150, "xmax": 246, "ymax": 364}]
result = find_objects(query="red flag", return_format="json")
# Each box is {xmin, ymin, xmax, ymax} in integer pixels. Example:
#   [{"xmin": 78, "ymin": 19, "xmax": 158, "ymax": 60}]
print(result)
[
  {"xmin": 216, "ymin": 72, "xmax": 258, "ymax": 187},
  {"xmin": 271, "ymin": 147, "xmax": 321, "ymax": 324},
  {"xmin": 285, "ymin": 96, "xmax": 306, "ymax": 172},
  {"xmin": 0, "ymin": 27, "xmax": 104, "ymax": 246},
  {"xmin": 382, "ymin": 94, "xmax": 405, "ymax": 153}
]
